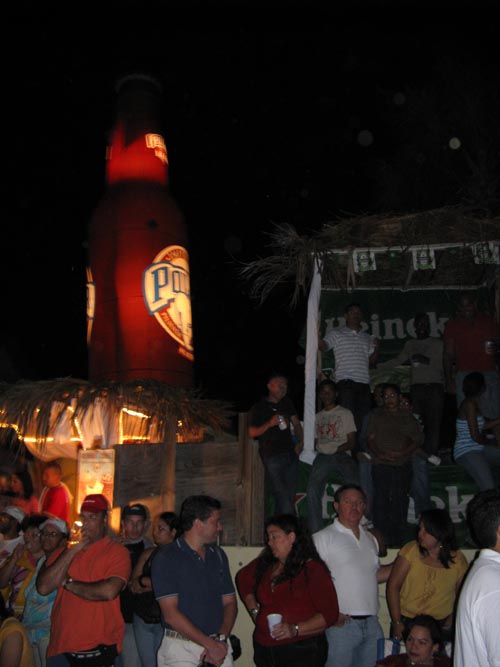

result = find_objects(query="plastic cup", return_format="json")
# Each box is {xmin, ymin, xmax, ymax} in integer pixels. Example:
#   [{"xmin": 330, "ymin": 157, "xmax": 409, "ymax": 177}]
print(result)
[{"xmin": 267, "ymin": 613, "xmax": 282, "ymax": 636}]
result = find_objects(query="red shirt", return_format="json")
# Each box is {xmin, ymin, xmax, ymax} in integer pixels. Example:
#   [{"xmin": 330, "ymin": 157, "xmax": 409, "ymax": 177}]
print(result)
[
  {"xmin": 47, "ymin": 536, "xmax": 130, "ymax": 655},
  {"xmin": 39, "ymin": 485, "xmax": 71, "ymax": 524},
  {"xmin": 443, "ymin": 313, "xmax": 500, "ymax": 371},
  {"xmin": 236, "ymin": 557, "xmax": 339, "ymax": 647}
]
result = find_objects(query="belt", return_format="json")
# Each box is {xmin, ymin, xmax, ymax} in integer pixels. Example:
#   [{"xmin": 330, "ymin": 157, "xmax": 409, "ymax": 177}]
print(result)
[
  {"xmin": 350, "ymin": 615, "xmax": 371, "ymax": 620},
  {"xmin": 164, "ymin": 629, "xmax": 190, "ymax": 641},
  {"xmin": 337, "ymin": 380, "xmax": 368, "ymax": 386}
]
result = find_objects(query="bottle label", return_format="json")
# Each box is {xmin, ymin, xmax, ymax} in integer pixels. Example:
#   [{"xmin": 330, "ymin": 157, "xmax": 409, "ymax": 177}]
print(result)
[{"xmin": 143, "ymin": 245, "xmax": 194, "ymax": 358}]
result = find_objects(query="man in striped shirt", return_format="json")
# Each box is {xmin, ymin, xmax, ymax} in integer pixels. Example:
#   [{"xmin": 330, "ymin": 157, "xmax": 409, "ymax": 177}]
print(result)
[{"xmin": 319, "ymin": 302, "xmax": 379, "ymax": 454}]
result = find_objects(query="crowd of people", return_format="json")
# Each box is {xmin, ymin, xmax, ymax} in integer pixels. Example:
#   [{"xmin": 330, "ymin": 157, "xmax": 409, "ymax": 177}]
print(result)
[
  {"xmin": 248, "ymin": 291, "xmax": 499, "ymax": 549},
  {"xmin": 0, "ymin": 479, "xmax": 498, "ymax": 667},
  {"xmin": 0, "ymin": 289, "xmax": 498, "ymax": 666}
]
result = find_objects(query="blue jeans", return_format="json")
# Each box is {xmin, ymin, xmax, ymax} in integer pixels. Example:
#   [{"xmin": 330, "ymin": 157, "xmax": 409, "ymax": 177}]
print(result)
[
  {"xmin": 326, "ymin": 616, "xmax": 383, "ymax": 667},
  {"xmin": 47, "ymin": 657, "xmax": 70, "ymax": 667},
  {"xmin": 411, "ymin": 454, "xmax": 431, "ymax": 519},
  {"xmin": 114, "ymin": 622, "xmax": 141, "ymax": 667},
  {"xmin": 263, "ymin": 450, "xmax": 299, "ymax": 515},
  {"xmin": 456, "ymin": 447, "xmax": 500, "ymax": 491},
  {"xmin": 132, "ymin": 614, "xmax": 163, "ymax": 667},
  {"xmin": 306, "ymin": 452, "xmax": 359, "ymax": 534}
]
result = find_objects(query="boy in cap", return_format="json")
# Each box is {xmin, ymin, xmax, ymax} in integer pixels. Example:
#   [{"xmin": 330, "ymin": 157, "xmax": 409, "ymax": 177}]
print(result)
[
  {"xmin": 115, "ymin": 503, "xmax": 153, "ymax": 667},
  {"xmin": 37, "ymin": 493, "xmax": 130, "ymax": 666}
]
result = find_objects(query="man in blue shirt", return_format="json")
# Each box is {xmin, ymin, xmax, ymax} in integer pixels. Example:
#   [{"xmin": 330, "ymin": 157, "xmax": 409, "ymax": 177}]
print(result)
[{"xmin": 151, "ymin": 495, "xmax": 237, "ymax": 667}]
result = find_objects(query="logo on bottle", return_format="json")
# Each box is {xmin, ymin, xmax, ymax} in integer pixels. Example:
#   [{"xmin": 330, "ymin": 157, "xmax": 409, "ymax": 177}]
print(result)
[{"xmin": 143, "ymin": 245, "xmax": 194, "ymax": 359}]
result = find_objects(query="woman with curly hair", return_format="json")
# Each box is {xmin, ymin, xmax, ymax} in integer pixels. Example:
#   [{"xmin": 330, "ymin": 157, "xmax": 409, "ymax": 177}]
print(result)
[
  {"xmin": 236, "ymin": 513, "xmax": 339, "ymax": 667},
  {"xmin": 386, "ymin": 508, "xmax": 468, "ymax": 643}
]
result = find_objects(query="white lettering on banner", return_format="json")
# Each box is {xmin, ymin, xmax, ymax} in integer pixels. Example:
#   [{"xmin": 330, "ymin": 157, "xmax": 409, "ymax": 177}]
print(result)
[
  {"xmin": 445, "ymin": 485, "xmax": 474, "ymax": 523},
  {"xmin": 382, "ymin": 318, "xmax": 405, "ymax": 341},
  {"xmin": 323, "ymin": 312, "xmax": 449, "ymax": 341}
]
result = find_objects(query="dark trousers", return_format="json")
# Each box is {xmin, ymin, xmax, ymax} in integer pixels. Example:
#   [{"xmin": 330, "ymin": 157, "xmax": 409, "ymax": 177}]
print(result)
[
  {"xmin": 254, "ymin": 633, "xmax": 328, "ymax": 667},
  {"xmin": 372, "ymin": 462, "xmax": 412, "ymax": 547},
  {"xmin": 263, "ymin": 450, "xmax": 299, "ymax": 515},
  {"xmin": 410, "ymin": 383, "xmax": 444, "ymax": 455},
  {"xmin": 336, "ymin": 380, "xmax": 372, "ymax": 453}
]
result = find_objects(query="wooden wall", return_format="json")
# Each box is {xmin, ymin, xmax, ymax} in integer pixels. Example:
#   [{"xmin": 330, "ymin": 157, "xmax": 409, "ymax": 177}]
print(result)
[{"xmin": 111, "ymin": 413, "xmax": 265, "ymax": 546}]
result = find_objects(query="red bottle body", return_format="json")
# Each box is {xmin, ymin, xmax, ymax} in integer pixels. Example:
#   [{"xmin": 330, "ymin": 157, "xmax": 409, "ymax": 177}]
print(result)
[{"xmin": 87, "ymin": 74, "xmax": 193, "ymax": 386}]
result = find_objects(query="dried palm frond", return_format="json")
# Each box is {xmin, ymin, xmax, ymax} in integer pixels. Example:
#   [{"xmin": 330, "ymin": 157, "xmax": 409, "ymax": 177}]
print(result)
[{"xmin": 240, "ymin": 206, "xmax": 500, "ymax": 304}]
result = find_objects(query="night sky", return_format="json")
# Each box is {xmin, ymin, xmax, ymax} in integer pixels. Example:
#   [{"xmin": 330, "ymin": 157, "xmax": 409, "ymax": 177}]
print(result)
[{"xmin": 2, "ymin": 3, "xmax": 499, "ymax": 417}]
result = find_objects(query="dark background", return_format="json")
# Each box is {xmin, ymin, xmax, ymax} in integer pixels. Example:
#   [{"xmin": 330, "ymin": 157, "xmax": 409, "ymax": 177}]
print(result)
[{"xmin": 2, "ymin": 2, "xmax": 499, "ymax": 417}]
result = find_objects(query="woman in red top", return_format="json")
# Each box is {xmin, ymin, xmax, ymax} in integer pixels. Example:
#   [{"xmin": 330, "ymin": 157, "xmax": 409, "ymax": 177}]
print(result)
[{"xmin": 236, "ymin": 513, "xmax": 339, "ymax": 667}]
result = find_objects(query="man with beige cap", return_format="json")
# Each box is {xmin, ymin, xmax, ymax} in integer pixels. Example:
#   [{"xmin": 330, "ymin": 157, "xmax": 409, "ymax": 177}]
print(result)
[{"xmin": 37, "ymin": 494, "xmax": 130, "ymax": 667}]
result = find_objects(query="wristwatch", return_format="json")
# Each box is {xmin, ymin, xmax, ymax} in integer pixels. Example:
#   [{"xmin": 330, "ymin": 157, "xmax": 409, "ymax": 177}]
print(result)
[{"xmin": 211, "ymin": 633, "xmax": 227, "ymax": 642}]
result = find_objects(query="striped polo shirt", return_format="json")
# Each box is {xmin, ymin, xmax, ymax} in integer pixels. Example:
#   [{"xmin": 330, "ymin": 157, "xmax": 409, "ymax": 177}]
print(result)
[{"xmin": 324, "ymin": 326, "xmax": 375, "ymax": 384}]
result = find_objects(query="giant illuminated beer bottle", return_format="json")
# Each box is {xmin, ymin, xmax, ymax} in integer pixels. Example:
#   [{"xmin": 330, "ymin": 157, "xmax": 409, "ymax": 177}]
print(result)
[{"xmin": 87, "ymin": 73, "xmax": 193, "ymax": 386}]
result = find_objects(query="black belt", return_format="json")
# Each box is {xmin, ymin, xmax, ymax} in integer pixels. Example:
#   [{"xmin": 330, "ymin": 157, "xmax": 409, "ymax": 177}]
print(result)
[
  {"xmin": 350, "ymin": 615, "xmax": 371, "ymax": 620},
  {"xmin": 337, "ymin": 380, "xmax": 368, "ymax": 386}
]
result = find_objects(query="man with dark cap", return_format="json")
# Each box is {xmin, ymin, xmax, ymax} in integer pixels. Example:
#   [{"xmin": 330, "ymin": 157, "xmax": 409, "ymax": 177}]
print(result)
[
  {"xmin": 115, "ymin": 503, "xmax": 153, "ymax": 667},
  {"xmin": 37, "ymin": 493, "xmax": 130, "ymax": 667}
]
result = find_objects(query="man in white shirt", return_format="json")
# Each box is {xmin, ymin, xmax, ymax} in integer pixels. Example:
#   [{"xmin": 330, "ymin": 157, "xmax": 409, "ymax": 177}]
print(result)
[
  {"xmin": 454, "ymin": 488, "xmax": 500, "ymax": 667},
  {"xmin": 306, "ymin": 380, "xmax": 359, "ymax": 534},
  {"xmin": 319, "ymin": 302, "xmax": 378, "ymax": 454},
  {"xmin": 313, "ymin": 484, "xmax": 392, "ymax": 667}
]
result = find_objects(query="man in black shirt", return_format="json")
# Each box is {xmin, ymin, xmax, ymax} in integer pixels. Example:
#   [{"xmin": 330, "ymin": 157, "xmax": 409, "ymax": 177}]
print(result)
[{"xmin": 248, "ymin": 374, "xmax": 304, "ymax": 515}]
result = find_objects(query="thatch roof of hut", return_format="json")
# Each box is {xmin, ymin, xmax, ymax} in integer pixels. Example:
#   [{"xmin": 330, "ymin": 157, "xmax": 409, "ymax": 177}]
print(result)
[
  {"xmin": 0, "ymin": 376, "xmax": 234, "ymax": 459},
  {"xmin": 240, "ymin": 206, "xmax": 500, "ymax": 306}
]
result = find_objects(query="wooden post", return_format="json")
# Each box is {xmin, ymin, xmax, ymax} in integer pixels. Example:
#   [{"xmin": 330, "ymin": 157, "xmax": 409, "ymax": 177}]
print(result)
[
  {"xmin": 159, "ymin": 419, "xmax": 178, "ymax": 511},
  {"xmin": 234, "ymin": 412, "xmax": 265, "ymax": 546}
]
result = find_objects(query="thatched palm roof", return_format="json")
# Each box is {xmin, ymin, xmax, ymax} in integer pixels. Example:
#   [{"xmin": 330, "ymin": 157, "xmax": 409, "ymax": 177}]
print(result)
[
  {"xmin": 240, "ymin": 206, "xmax": 500, "ymax": 306},
  {"xmin": 0, "ymin": 377, "xmax": 234, "ymax": 452}
]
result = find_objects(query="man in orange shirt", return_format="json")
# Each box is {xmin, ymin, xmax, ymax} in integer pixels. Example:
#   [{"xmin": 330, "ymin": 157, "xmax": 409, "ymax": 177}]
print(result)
[{"xmin": 37, "ymin": 494, "xmax": 130, "ymax": 667}]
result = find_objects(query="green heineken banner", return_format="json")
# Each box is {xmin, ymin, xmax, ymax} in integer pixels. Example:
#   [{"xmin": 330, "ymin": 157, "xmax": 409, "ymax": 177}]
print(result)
[
  {"xmin": 265, "ymin": 461, "xmax": 500, "ymax": 548},
  {"xmin": 318, "ymin": 286, "xmax": 493, "ymax": 390}
]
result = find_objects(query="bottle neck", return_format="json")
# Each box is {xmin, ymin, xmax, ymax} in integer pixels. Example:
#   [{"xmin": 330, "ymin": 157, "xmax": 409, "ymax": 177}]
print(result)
[{"xmin": 106, "ymin": 86, "xmax": 169, "ymax": 187}]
